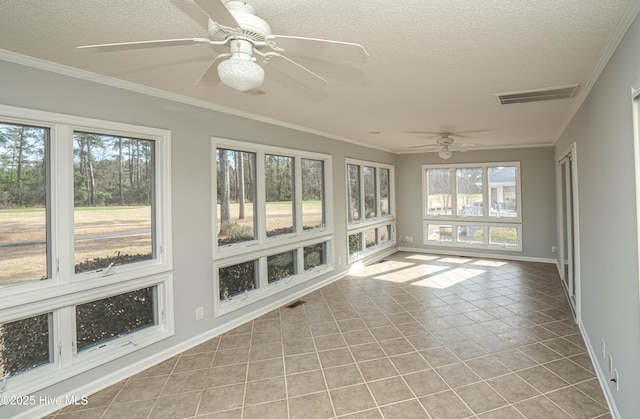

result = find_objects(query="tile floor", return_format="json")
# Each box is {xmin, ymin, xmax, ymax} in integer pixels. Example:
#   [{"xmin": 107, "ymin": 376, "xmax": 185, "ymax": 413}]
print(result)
[{"xmin": 50, "ymin": 252, "xmax": 610, "ymax": 418}]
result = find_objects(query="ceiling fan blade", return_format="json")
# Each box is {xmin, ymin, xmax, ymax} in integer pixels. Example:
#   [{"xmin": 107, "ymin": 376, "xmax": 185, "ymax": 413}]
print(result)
[
  {"xmin": 265, "ymin": 54, "xmax": 328, "ymax": 90},
  {"xmin": 196, "ymin": 54, "xmax": 230, "ymax": 86},
  {"xmin": 408, "ymin": 144, "xmax": 440, "ymax": 149},
  {"xmin": 267, "ymin": 35, "xmax": 369, "ymax": 63},
  {"xmin": 194, "ymin": 0, "xmax": 241, "ymax": 31},
  {"xmin": 76, "ymin": 38, "xmax": 212, "ymax": 53}
]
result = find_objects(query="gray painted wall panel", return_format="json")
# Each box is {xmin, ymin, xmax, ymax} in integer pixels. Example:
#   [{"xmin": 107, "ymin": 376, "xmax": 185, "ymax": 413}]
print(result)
[{"xmin": 555, "ymin": 11, "xmax": 640, "ymax": 418}]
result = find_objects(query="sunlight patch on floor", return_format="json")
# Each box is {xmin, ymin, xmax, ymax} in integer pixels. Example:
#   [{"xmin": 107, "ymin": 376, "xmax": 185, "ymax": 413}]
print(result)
[
  {"xmin": 374, "ymin": 264, "xmax": 448, "ymax": 283},
  {"xmin": 405, "ymin": 254, "xmax": 441, "ymax": 261},
  {"xmin": 471, "ymin": 259, "xmax": 508, "ymax": 267},
  {"xmin": 411, "ymin": 267, "xmax": 486, "ymax": 289}
]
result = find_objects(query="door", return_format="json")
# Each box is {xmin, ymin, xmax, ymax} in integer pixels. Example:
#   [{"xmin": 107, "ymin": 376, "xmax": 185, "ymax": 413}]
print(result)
[{"xmin": 560, "ymin": 150, "xmax": 577, "ymax": 312}]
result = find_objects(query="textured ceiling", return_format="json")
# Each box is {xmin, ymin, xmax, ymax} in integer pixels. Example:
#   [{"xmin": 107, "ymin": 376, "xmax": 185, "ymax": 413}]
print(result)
[{"xmin": 0, "ymin": 0, "xmax": 634, "ymax": 152}]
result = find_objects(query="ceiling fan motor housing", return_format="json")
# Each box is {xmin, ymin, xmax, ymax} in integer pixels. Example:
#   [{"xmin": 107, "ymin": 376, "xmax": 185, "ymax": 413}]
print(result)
[{"xmin": 208, "ymin": 1, "xmax": 272, "ymax": 44}]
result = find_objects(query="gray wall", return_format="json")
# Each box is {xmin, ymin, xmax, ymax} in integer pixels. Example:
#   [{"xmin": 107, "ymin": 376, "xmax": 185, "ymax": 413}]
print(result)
[
  {"xmin": 0, "ymin": 58, "xmax": 396, "ymax": 417},
  {"xmin": 555, "ymin": 10, "xmax": 640, "ymax": 417},
  {"xmin": 395, "ymin": 147, "xmax": 557, "ymax": 261}
]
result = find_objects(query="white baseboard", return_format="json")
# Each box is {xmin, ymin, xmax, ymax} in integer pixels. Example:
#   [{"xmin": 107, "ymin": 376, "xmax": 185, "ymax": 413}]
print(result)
[
  {"xmin": 577, "ymin": 322, "xmax": 619, "ymax": 418},
  {"xmin": 397, "ymin": 246, "xmax": 556, "ymax": 264}
]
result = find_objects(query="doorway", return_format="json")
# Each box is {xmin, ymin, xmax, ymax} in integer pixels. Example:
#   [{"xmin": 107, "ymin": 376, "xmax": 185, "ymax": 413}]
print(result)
[{"xmin": 559, "ymin": 143, "xmax": 579, "ymax": 316}]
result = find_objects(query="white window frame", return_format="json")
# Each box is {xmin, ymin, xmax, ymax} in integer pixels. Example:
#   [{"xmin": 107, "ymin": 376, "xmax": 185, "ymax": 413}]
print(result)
[
  {"xmin": 0, "ymin": 104, "xmax": 174, "ymax": 398},
  {"xmin": 345, "ymin": 159, "xmax": 396, "ymax": 262},
  {"xmin": 212, "ymin": 138, "xmax": 334, "ymax": 316},
  {"xmin": 422, "ymin": 162, "xmax": 522, "ymax": 251}
]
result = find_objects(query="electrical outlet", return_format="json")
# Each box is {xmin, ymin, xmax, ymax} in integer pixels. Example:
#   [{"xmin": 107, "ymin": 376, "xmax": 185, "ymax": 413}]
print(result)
[
  {"xmin": 551, "ymin": 245, "xmax": 557, "ymax": 253},
  {"xmin": 601, "ymin": 339, "xmax": 606, "ymax": 359},
  {"xmin": 195, "ymin": 306, "xmax": 204, "ymax": 321},
  {"xmin": 409, "ymin": 236, "xmax": 414, "ymax": 243}
]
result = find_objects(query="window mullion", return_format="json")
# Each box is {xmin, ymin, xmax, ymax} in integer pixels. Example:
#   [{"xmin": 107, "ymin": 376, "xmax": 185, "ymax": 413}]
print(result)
[
  {"xmin": 294, "ymin": 156, "xmax": 303, "ymax": 234},
  {"xmin": 451, "ymin": 168, "xmax": 458, "ymax": 221},
  {"xmin": 53, "ymin": 124, "xmax": 75, "ymax": 283},
  {"xmin": 56, "ymin": 306, "xmax": 75, "ymax": 366},
  {"xmin": 256, "ymin": 151, "xmax": 267, "ymax": 242},
  {"xmin": 483, "ymin": 166, "xmax": 489, "ymax": 220}
]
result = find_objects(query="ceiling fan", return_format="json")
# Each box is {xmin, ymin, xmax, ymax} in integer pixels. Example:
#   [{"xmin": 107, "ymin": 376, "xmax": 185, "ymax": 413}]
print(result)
[
  {"xmin": 408, "ymin": 133, "xmax": 476, "ymax": 159},
  {"xmin": 76, "ymin": 0, "xmax": 369, "ymax": 92}
]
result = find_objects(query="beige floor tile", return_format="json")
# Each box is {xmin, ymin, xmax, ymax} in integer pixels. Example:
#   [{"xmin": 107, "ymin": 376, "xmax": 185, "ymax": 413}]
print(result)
[
  {"xmin": 455, "ymin": 381, "xmax": 509, "ymax": 414},
  {"xmin": 486, "ymin": 373, "xmax": 539, "ymax": 403},
  {"xmin": 287, "ymin": 369, "xmax": 327, "ymax": 397},
  {"xmin": 243, "ymin": 377, "xmax": 286, "ymax": 406},
  {"xmin": 367, "ymin": 376, "xmax": 414, "ymax": 406},
  {"xmin": 436, "ymin": 362, "xmax": 482, "ymax": 388},
  {"xmin": 289, "ymin": 391, "xmax": 335, "ymax": 419},
  {"xmin": 358, "ymin": 358, "xmax": 399, "ymax": 382},
  {"xmin": 197, "ymin": 384, "xmax": 245, "ymax": 415},
  {"xmin": 148, "ymin": 391, "xmax": 201, "ymax": 419},
  {"xmin": 330, "ymin": 384, "xmax": 377, "ymax": 416},
  {"xmin": 379, "ymin": 399, "xmax": 427, "ymax": 418},
  {"xmin": 242, "ymin": 400, "xmax": 288, "ymax": 419},
  {"xmin": 284, "ymin": 352, "xmax": 321, "ymax": 374},
  {"xmin": 206, "ymin": 364, "xmax": 247, "ymax": 388},
  {"xmin": 419, "ymin": 390, "xmax": 474, "ymax": 419},
  {"xmin": 403, "ymin": 369, "xmax": 449, "ymax": 397},
  {"xmin": 514, "ymin": 395, "xmax": 571, "ymax": 418},
  {"xmin": 389, "ymin": 351, "xmax": 430, "ymax": 374},
  {"xmin": 324, "ymin": 363, "xmax": 364, "ymax": 389},
  {"xmin": 546, "ymin": 386, "xmax": 609, "ymax": 419}
]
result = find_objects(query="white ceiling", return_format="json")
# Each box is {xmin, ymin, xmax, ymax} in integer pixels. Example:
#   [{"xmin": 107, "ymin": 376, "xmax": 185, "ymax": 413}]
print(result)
[{"xmin": 0, "ymin": 0, "xmax": 634, "ymax": 152}]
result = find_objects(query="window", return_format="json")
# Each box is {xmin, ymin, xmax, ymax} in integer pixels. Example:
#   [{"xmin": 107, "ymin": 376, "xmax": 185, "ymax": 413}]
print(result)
[
  {"xmin": 73, "ymin": 133, "xmax": 155, "ymax": 273},
  {"xmin": 216, "ymin": 149, "xmax": 256, "ymax": 246},
  {"xmin": 76, "ymin": 286, "xmax": 156, "ymax": 352},
  {"xmin": 0, "ymin": 104, "xmax": 173, "ymax": 398},
  {"xmin": 214, "ymin": 138, "xmax": 333, "ymax": 314},
  {"xmin": 423, "ymin": 162, "xmax": 522, "ymax": 251},
  {"xmin": 0, "ymin": 313, "xmax": 52, "ymax": 377},
  {"xmin": 0, "ymin": 123, "xmax": 50, "ymax": 287},
  {"xmin": 346, "ymin": 159, "xmax": 395, "ymax": 261},
  {"xmin": 301, "ymin": 158, "xmax": 324, "ymax": 230}
]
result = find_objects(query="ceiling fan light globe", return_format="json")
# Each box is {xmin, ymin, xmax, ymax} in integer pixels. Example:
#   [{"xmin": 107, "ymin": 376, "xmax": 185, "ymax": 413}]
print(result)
[
  {"xmin": 218, "ymin": 58, "xmax": 264, "ymax": 91},
  {"xmin": 439, "ymin": 149, "xmax": 452, "ymax": 159}
]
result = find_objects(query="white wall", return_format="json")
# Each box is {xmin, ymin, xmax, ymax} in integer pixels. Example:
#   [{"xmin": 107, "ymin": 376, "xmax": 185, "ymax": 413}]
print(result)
[
  {"xmin": 395, "ymin": 147, "xmax": 557, "ymax": 261},
  {"xmin": 0, "ymin": 57, "xmax": 396, "ymax": 418},
  {"xmin": 554, "ymin": 9, "xmax": 640, "ymax": 418}
]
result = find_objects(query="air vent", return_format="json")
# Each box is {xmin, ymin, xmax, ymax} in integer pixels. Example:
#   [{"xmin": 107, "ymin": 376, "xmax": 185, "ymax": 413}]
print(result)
[{"xmin": 495, "ymin": 84, "xmax": 579, "ymax": 105}]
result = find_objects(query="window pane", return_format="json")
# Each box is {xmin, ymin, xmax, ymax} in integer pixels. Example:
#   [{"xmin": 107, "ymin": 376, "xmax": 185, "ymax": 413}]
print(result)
[
  {"xmin": 0, "ymin": 123, "xmax": 49, "ymax": 287},
  {"xmin": 267, "ymin": 250, "xmax": 296, "ymax": 284},
  {"xmin": 489, "ymin": 227, "xmax": 519, "ymax": 246},
  {"xmin": 457, "ymin": 167, "xmax": 483, "ymax": 216},
  {"xmin": 73, "ymin": 133, "xmax": 154, "ymax": 273},
  {"xmin": 0, "ymin": 313, "xmax": 52, "ymax": 377},
  {"xmin": 363, "ymin": 166, "xmax": 376, "ymax": 218},
  {"xmin": 379, "ymin": 225, "xmax": 391, "ymax": 244},
  {"xmin": 348, "ymin": 233, "xmax": 361, "ymax": 256},
  {"xmin": 76, "ymin": 286, "xmax": 155, "ymax": 352},
  {"xmin": 265, "ymin": 154, "xmax": 294, "ymax": 237},
  {"xmin": 457, "ymin": 225, "xmax": 484, "ymax": 244},
  {"xmin": 304, "ymin": 242, "xmax": 326, "ymax": 270},
  {"xmin": 380, "ymin": 168, "xmax": 390, "ymax": 216},
  {"xmin": 365, "ymin": 228, "xmax": 376, "ymax": 248},
  {"xmin": 219, "ymin": 260, "xmax": 257, "ymax": 301},
  {"xmin": 427, "ymin": 224, "xmax": 453, "ymax": 242},
  {"xmin": 426, "ymin": 168, "xmax": 452, "ymax": 216},
  {"xmin": 217, "ymin": 149, "xmax": 256, "ymax": 246},
  {"xmin": 488, "ymin": 166, "xmax": 518, "ymax": 217},
  {"xmin": 347, "ymin": 164, "xmax": 361, "ymax": 222},
  {"xmin": 301, "ymin": 159, "xmax": 324, "ymax": 230}
]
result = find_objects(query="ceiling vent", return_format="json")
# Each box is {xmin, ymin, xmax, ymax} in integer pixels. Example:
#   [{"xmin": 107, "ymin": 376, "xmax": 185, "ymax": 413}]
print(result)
[{"xmin": 495, "ymin": 84, "xmax": 579, "ymax": 105}]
